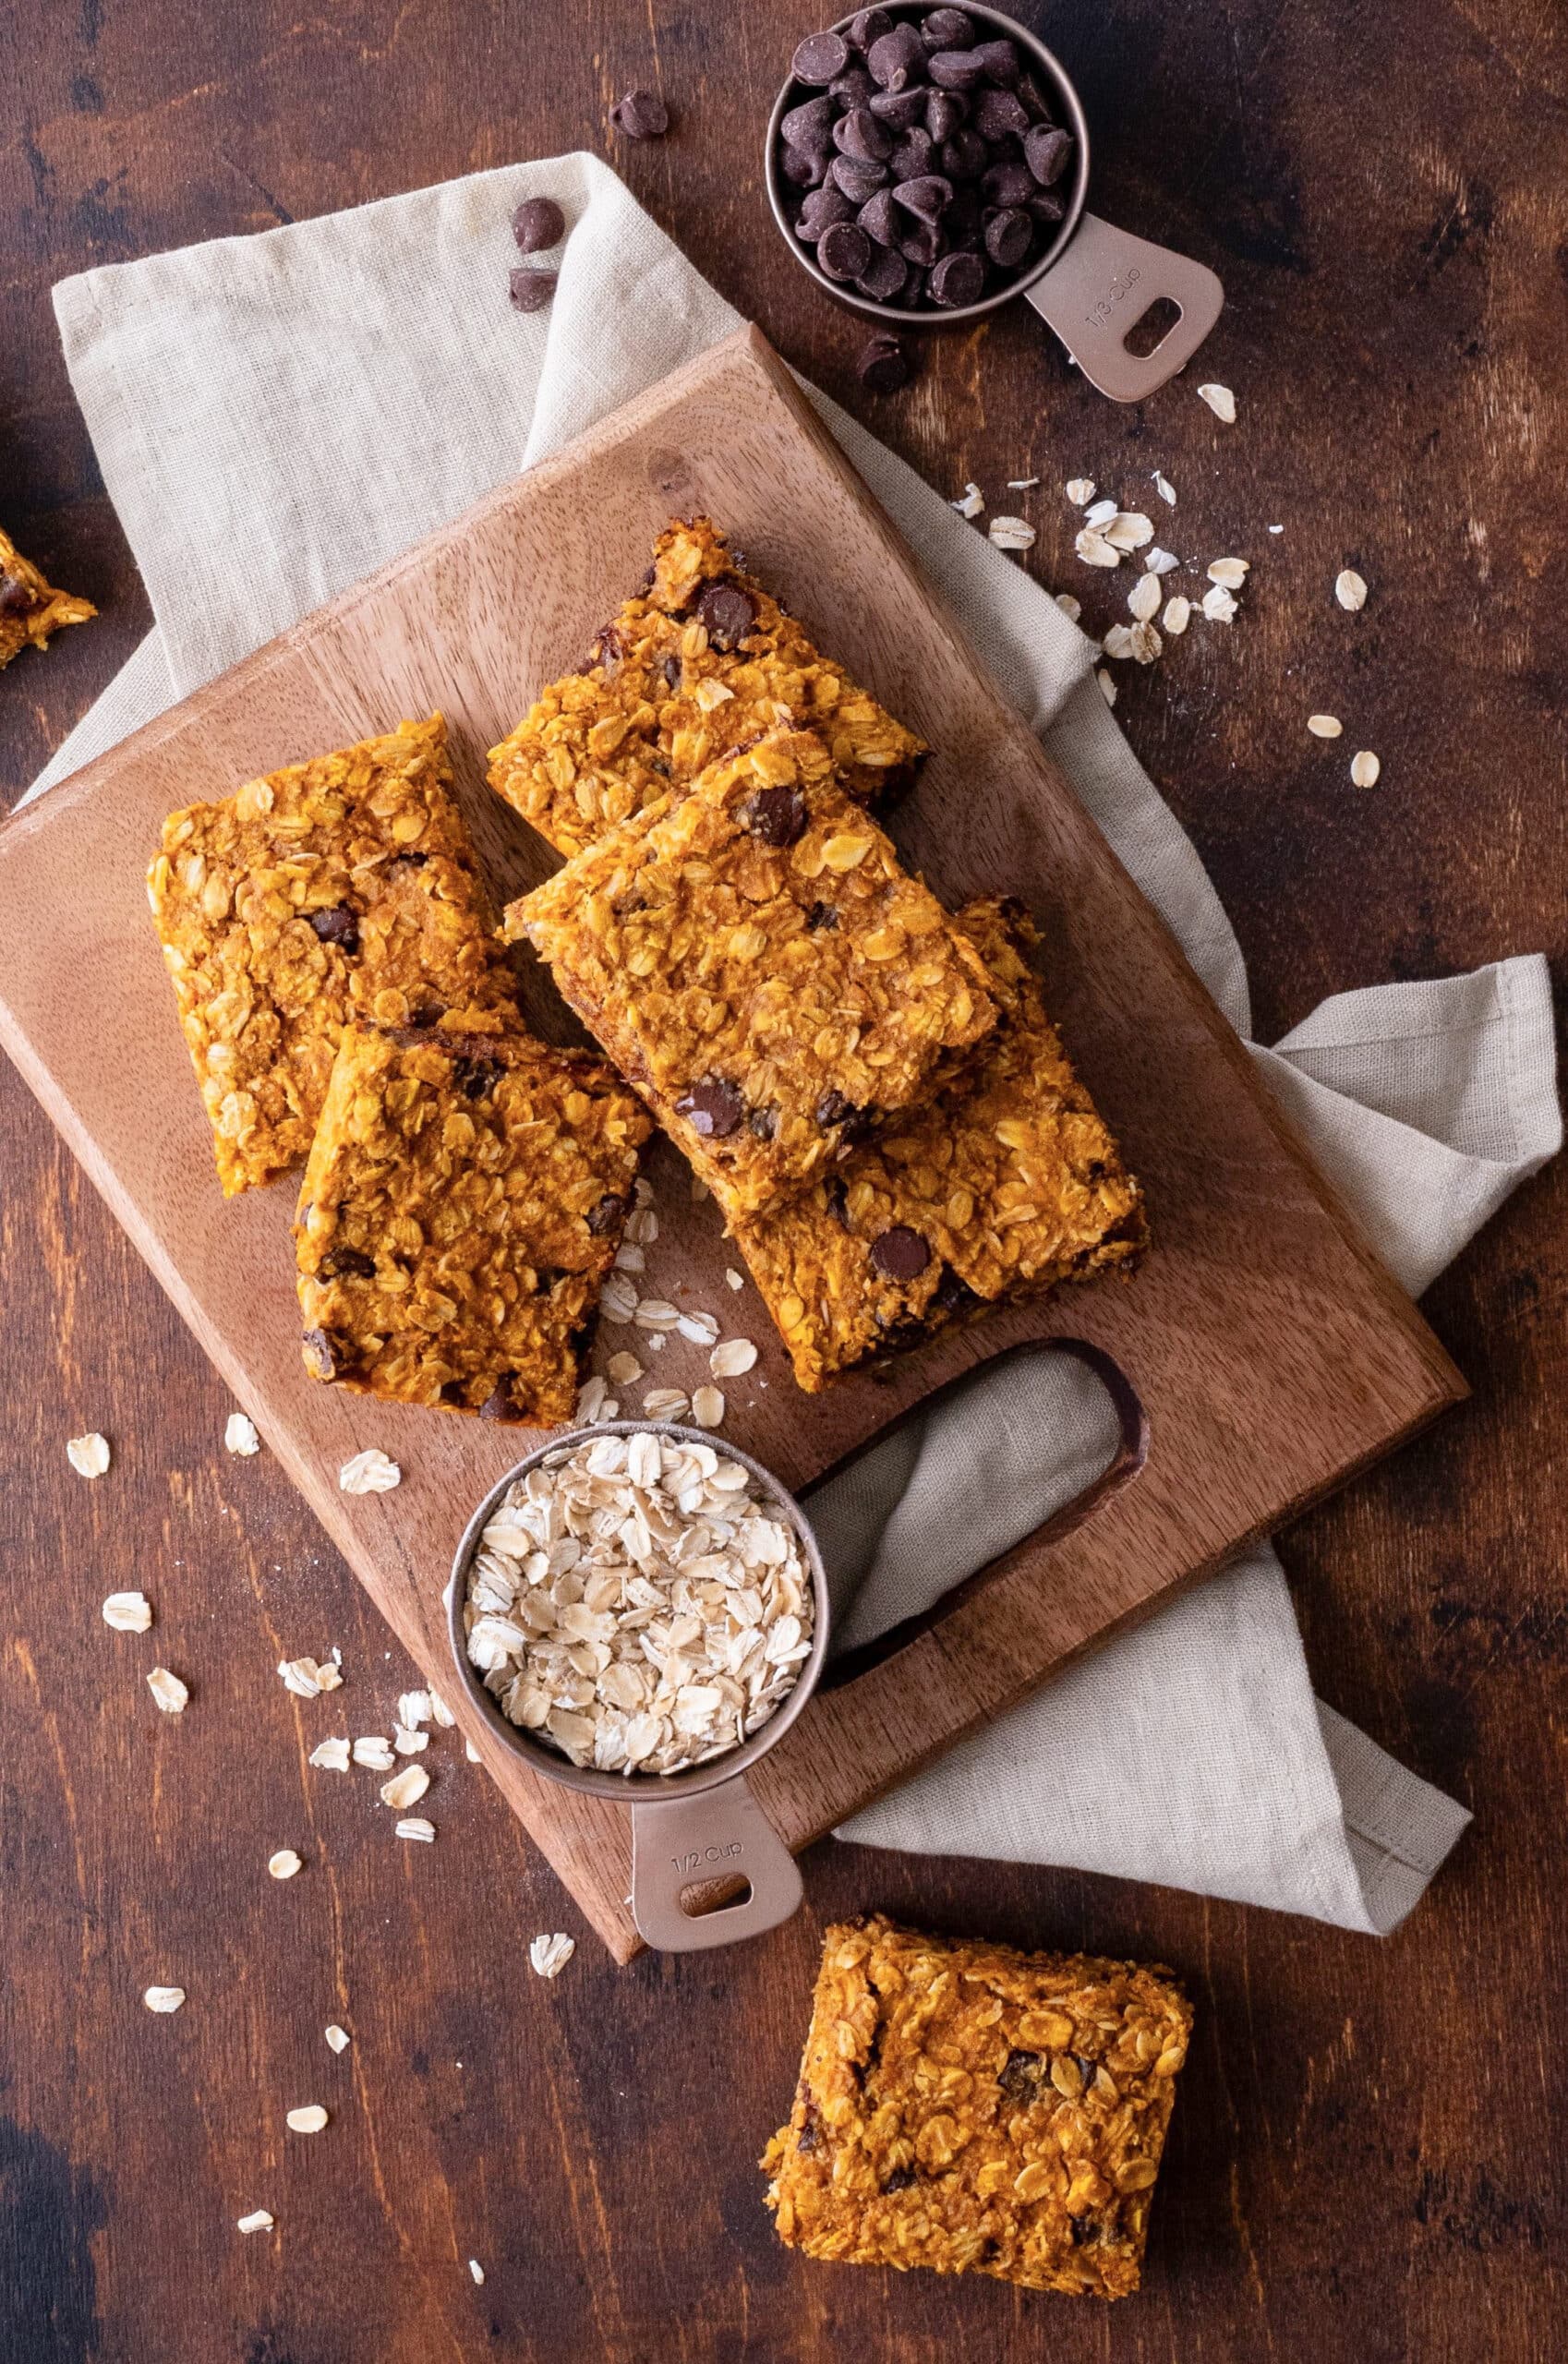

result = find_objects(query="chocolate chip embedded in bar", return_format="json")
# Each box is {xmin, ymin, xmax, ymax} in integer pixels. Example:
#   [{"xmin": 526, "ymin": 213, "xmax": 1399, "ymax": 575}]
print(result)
[
  {"xmin": 777, "ymin": 6, "xmax": 1076, "ymax": 313},
  {"xmin": 507, "ymin": 725, "xmax": 997, "ymax": 1224}
]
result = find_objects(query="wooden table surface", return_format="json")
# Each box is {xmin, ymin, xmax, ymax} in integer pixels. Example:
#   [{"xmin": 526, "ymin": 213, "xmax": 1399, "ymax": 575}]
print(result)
[{"xmin": 4, "ymin": 3, "xmax": 1564, "ymax": 2358}]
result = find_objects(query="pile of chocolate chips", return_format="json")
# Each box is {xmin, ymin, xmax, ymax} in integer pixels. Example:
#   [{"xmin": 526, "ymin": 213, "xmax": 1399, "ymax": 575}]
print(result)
[{"xmin": 778, "ymin": 6, "xmax": 1076, "ymax": 313}]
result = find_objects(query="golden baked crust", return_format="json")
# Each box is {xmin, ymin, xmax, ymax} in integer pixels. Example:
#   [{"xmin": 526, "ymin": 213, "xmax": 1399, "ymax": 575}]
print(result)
[
  {"xmin": 486, "ymin": 516, "xmax": 927, "ymax": 857},
  {"xmin": 731, "ymin": 899, "xmax": 1146, "ymax": 1388},
  {"xmin": 0, "ymin": 525, "xmax": 95, "ymax": 669},
  {"xmin": 147, "ymin": 715, "xmax": 516, "ymax": 1195},
  {"xmin": 295, "ymin": 1017, "xmax": 649, "ymax": 1422},
  {"xmin": 508, "ymin": 725, "xmax": 996, "ymax": 1224},
  {"xmin": 763, "ymin": 1915, "xmax": 1191, "ymax": 2298}
]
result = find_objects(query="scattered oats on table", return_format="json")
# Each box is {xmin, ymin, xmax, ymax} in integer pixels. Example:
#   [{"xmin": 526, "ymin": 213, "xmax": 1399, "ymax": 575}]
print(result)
[
  {"xmin": 1101, "ymin": 625, "xmax": 1136, "ymax": 663},
  {"xmin": 711, "ymin": 1339, "xmax": 757, "ymax": 1380},
  {"xmin": 987, "ymin": 517, "xmax": 1036, "ymax": 552},
  {"xmin": 339, "ymin": 1448, "xmax": 401, "ymax": 1496},
  {"xmin": 1163, "ymin": 597, "xmax": 1191, "ymax": 636},
  {"xmin": 1308, "ymin": 714, "xmax": 1344, "ymax": 739},
  {"xmin": 1064, "ymin": 477, "xmax": 1096, "ymax": 506},
  {"xmin": 1083, "ymin": 499, "xmax": 1117, "ymax": 529},
  {"xmin": 725, "ymin": 1268, "xmax": 746, "ymax": 1292},
  {"xmin": 1351, "ymin": 750, "xmax": 1381, "ymax": 787},
  {"xmin": 223, "ymin": 1412, "xmax": 260, "ymax": 1456},
  {"xmin": 1104, "ymin": 513, "xmax": 1153, "ymax": 553},
  {"xmin": 397, "ymin": 1689, "xmax": 431, "ymax": 1729},
  {"xmin": 1197, "ymin": 381, "xmax": 1237, "ymax": 422},
  {"xmin": 1075, "ymin": 530, "xmax": 1120, "ymax": 570},
  {"xmin": 1006, "ymin": 476, "xmax": 1039, "ymax": 491},
  {"xmin": 1054, "ymin": 594, "xmax": 1082, "ymax": 623},
  {"xmin": 691, "ymin": 1384, "xmax": 726, "ymax": 1429},
  {"xmin": 1200, "ymin": 585, "xmax": 1238, "ymax": 624},
  {"xmin": 1206, "ymin": 558, "xmax": 1249, "ymax": 589},
  {"xmin": 380, "ymin": 1764, "xmax": 429, "ymax": 1810},
  {"xmin": 1144, "ymin": 548, "xmax": 1179, "ymax": 576},
  {"xmin": 143, "ymin": 1985, "xmax": 186, "ymax": 2013},
  {"xmin": 66, "ymin": 1432, "xmax": 110, "ymax": 1479},
  {"xmin": 1152, "ymin": 471, "xmax": 1176, "ymax": 505},
  {"xmin": 278, "ymin": 1654, "xmax": 342, "ymax": 1697},
  {"xmin": 951, "ymin": 482, "xmax": 984, "ymax": 518},
  {"xmin": 352, "ymin": 1736, "xmax": 396, "ymax": 1770},
  {"xmin": 395, "ymin": 1815, "xmax": 437, "ymax": 1841},
  {"xmin": 146, "ymin": 1668, "xmax": 188, "ymax": 1714},
  {"xmin": 529, "ymin": 1933, "xmax": 576, "ymax": 1979},
  {"xmin": 468, "ymin": 2260, "xmax": 487, "ymax": 2286},
  {"xmin": 1096, "ymin": 668, "xmax": 1117, "ymax": 707},
  {"xmin": 1127, "ymin": 573, "xmax": 1161, "ymax": 623},
  {"xmin": 1335, "ymin": 568, "xmax": 1369, "ymax": 610},
  {"xmin": 268, "ymin": 1849, "xmax": 304, "ymax": 1880},
  {"xmin": 103, "ymin": 1590, "xmax": 152, "ymax": 1633},
  {"xmin": 642, "ymin": 1388, "xmax": 690, "ymax": 1417},
  {"xmin": 309, "ymin": 1736, "xmax": 352, "ymax": 1771},
  {"xmin": 1129, "ymin": 622, "xmax": 1162, "ymax": 666},
  {"xmin": 285, "ymin": 2105, "xmax": 329, "ymax": 2134},
  {"xmin": 325, "ymin": 2024, "xmax": 351, "ymax": 2053},
  {"xmin": 393, "ymin": 1724, "xmax": 429, "ymax": 1755},
  {"xmin": 236, "ymin": 2210, "xmax": 274, "ymax": 2236}
]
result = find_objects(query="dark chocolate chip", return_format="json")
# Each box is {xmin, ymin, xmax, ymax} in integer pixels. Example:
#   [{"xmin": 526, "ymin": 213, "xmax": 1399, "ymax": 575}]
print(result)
[
  {"xmin": 928, "ymin": 46, "xmax": 988, "ymax": 89},
  {"xmin": 309, "ymin": 903, "xmax": 359, "ymax": 952},
  {"xmin": 677, "ymin": 1077, "xmax": 746, "ymax": 1138},
  {"xmin": 804, "ymin": 899, "xmax": 839, "ymax": 931},
  {"xmin": 867, "ymin": 84, "xmax": 926, "ymax": 128},
  {"xmin": 859, "ymin": 187, "xmax": 902, "ymax": 246},
  {"xmin": 924, "ymin": 88, "xmax": 966, "ymax": 139},
  {"xmin": 933, "ymin": 1263, "xmax": 981, "ymax": 1316},
  {"xmin": 867, "ymin": 21, "xmax": 924, "ymax": 90},
  {"xmin": 972, "ymin": 85, "xmax": 1030, "ymax": 141},
  {"xmin": 946, "ymin": 182, "xmax": 982, "ymax": 239},
  {"xmin": 930, "ymin": 248, "xmax": 984, "ymax": 306},
  {"xmin": 1025, "ymin": 124, "xmax": 1074, "ymax": 185},
  {"xmin": 857, "ymin": 328, "xmax": 911, "ymax": 386},
  {"xmin": 834, "ymin": 105, "xmax": 894, "ymax": 163},
  {"xmin": 694, "ymin": 579, "xmax": 757, "ymax": 648},
  {"xmin": 887, "ymin": 126, "xmax": 934, "ymax": 180},
  {"xmin": 585, "ymin": 1191, "xmax": 628, "ymax": 1236},
  {"xmin": 938, "ymin": 127, "xmax": 986, "ymax": 180},
  {"xmin": 590, "ymin": 621, "xmax": 624, "ymax": 675},
  {"xmin": 452, "ymin": 1055, "xmax": 503, "ymax": 1100},
  {"xmin": 319, "ymin": 1245, "xmax": 377, "ymax": 1281},
  {"xmin": 828, "ymin": 155, "xmax": 887, "ymax": 204},
  {"xmin": 824, "ymin": 1175, "xmax": 850, "ymax": 1227},
  {"xmin": 898, "ymin": 218, "xmax": 945, "ymax": 269},
  {"xmin": 781, "ymin": 93, "xmax": 836, "ymax": 146},
  {"xmin": 892, "ymin": 172, "xmax": 952, "ymax": 220},
  {"xmin": 661, "ymin": 651, "xmax": 682, "ymax": 690},
  {"xmin": 922, "ymin": 6, "xmax": 975, "ymax": 45},
  {"xmin": 512, "ymin": 196, "xmax": 565, "ymax": 252},
  {"xmin": 782, "ymin": 143, "xmax": 831, "ymax": 189},
  {"xmin": 829, "ymin": 65, "xmax": 874, "ymax": 109},
  {"xmin": 883, "ymin": 2165, "xmax": 919, "ymax": 2191},
  {"xmin": 439, "ymin": 1380, "xmax": 469, "ymax": 1406},
  {"xmin": 869, "ymin": 1224, "xmax": 930, "ymax": 1280},
  {"xmin": 818, "ymin": 216, "xmax": 874, "ymax": 278},
  {"xmin": 984, "ymin": 205, "xmax": 1032, "ymax": 268},
  {"xmin": 408, "ymin": 1004, "xmax": 442, "ymax": 1029},
  {"xmin": 856, "ymin": 249, "xmax": 909, "ymax": 305},
  {"xmin": 743, "ymin": 784, "xmax": 809, "ymax": 847},
  {"xmin": 791, "ymin": 30, "xmax": 849, "ymax": 83},
  {"xmin": 479, "ymin": 1374, "xmax": 520, "ymax": 1421},
  {"xmin": 997, "ymin": 2047, "xmax": 1046, "ymax": 2099},
  {"xmin": 302, "ymin": 1328, "xmax": 347, "ymax": 1382},
  {"xmin": 509, "ymin": 267, "xmax": 558, "ymax": 312},
  {"xmin": 609, "ymin": 89, "xmax": 669, "ymax": 139},
  {"xmin": 748, "ymin": 1104, "xmax": 779, "ymax": 1141},
  {"xmin": 845, "ymin": 6, "xmax": 893, "ymax": 52},
  {"xmin": 1027, "ymin": 187, "xmax": 1067, "ymax": 225},
  {"xmin": 902, "ymin": 265, "xmax": 929, "ymax": 308},
  {"xmin": 982, "ymin": 158, "xmax": 1036, "ymax": 208},
  {"xmin": 798, "ymin": 184, "xmax": 856, "ymax": 239},
  {"xmin": 815, "ymin": 1088, "xmax": 871, "ymax": 1138},
  {"xmin": 974, "ymin": 37, "xmax": 1020, "ymax": 83},
  {"xmin": 0, "ymin": 573, "xmax": 30, "ymax": 617}
]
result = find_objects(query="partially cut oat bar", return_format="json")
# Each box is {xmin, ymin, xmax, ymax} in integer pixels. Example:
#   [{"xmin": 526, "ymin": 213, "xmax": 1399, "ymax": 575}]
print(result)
[
  {"xmin": 508, "ymin": 725, "xmax": 997, "ymax": 1224},
  {"xmin": 731, "ymin": 898, "xmax": 1145, "ymax": 1389},
  {"xmin": 148, "ymin": 715, "xmax": 516, "ymax": 1194},
  {"xmin": 763, "ymin": 1915, "xmax": 1191, "ymax": 2299},
  {"xmin": 0, "ymin": 525, "xmax": 95, "ymax": 669},
  {"xmin": 295, "ymin": 1015, "xmax": 650, "ymax": 1422},
  {"xmin": 487, "ymin": 515, "xmax": 927, "ymax": 858}
]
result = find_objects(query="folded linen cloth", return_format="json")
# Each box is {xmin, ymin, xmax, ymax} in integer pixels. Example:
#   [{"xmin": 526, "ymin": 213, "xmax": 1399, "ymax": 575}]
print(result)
[{"xmin": 27, "ymin": 152, "xmax": 1560, "ymax": 1933}]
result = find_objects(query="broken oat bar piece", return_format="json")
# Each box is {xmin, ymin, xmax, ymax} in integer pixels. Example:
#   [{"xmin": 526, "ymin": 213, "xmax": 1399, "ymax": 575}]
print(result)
[
  {"xmin": 508, "ymin": 725, "xmax": 997, "ymax": 1224},
  {"xmin": 763, "ymin": 1915, "xmax": 1191, "ymax": 2299},
  {"xmin": 148, "ymin": 714, "xmax": 516, "ymax": 1194},
  {"xmin": 487, "ymin": 515, "xmax": 927, "ymax": 858},
  {"xmin": 295, "ymin": 1015, "xmax": 649, "ymax": 1422},
  {"xmin": 731, "ymin": 898, "xmax": 1145, "ymax": 1389},
  {"xmin": 0, "ymin": 525, "xmax": 95, "ymax": 669}
]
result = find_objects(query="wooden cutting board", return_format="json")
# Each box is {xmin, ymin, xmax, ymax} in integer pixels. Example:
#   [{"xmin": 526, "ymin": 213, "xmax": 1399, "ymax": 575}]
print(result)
[{"xmin": 0, "ymin": 325, "xmax": 1464, "ymax": 1960}]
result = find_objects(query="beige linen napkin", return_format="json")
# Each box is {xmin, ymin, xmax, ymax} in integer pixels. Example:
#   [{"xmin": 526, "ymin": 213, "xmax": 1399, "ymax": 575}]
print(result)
[{"xmin": 28, "ymin": 153, "xmax": 1560, "ymax": 1932}]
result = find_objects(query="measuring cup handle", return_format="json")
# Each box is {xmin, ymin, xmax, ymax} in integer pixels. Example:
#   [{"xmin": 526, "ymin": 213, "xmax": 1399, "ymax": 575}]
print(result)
[
  {"xmin": 1024, "ymin": 212, "xmax": 1224, "ymax": 403},
  {"xmin": 630, "ymin": 1776, "xmax": 802, "ymax": 1952}
]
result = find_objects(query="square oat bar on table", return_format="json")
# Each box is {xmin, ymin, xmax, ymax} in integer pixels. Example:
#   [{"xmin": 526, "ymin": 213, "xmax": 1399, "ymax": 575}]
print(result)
[
  {"xmin": 486, "ymin": 515, "xmax": 928, "ymax": 858},
  {"xmin": 763, "ymin": 1916, "xmax": 1191, "ymax": 2300},
  {"xmin": 508, "ymin": 724, "xmax": 997, "ymax": 1224},
  {"xmin": 0, "ymin": 523, "xmax": 95, "ymax": 668},
  {"xmin": 295, "ymin": 1014, "xmax": 650, "ymax": 1423},
  {"xmin": 731, "ymin": 899, "xmax": 1146, "ymax": 1390},
  {"xmin": 147, "ymin": 714, "xmax": 516, "ymax": 1194}
]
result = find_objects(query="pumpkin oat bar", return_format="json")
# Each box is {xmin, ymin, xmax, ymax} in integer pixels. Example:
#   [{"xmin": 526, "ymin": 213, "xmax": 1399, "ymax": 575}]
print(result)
[
  {"xmin": 295, "ymin": 1016, "xmax": 649, "ymax": 1422},
  {"xmin": 0, "ymin": 525, "xmax": 95, "ymax": 669},
  {"xmin": 508, "ymin": 725, "xmax": 996, "ymax": 1224},
  {"xmin": 486, "ymin": 515, "xmax": 927, "ymax": 858},
  {"xmin": 148, "ymin": 715, "xmax": 516, "ymax": 1195},
  {"xmin": 763, "ymin": 1915, "xmax": 1191, "ymax": 2299},
  {"xmin": 731, "ymin": 899, "xmax": 1146, "ymax": 1389}
]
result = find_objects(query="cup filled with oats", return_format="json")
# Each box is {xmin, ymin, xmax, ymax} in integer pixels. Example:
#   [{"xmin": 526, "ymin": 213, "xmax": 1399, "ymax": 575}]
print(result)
[{"xmin": 446, "ymin": 1424, "xmax": 830, "ymax": 1950}]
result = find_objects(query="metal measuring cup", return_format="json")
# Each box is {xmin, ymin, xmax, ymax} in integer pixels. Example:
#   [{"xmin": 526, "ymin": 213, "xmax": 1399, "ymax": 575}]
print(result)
[
  {"xmin": 765, "ymin": 1, "xmax": 1224, "ymax": 402},
  {"xmin": 446, "ymin": 1423, "xmax": 830, "ymax": 1953}
]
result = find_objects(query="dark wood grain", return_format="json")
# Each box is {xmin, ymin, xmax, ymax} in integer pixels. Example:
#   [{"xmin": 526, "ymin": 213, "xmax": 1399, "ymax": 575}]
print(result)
[{"xmin": 3, "ymin": 2, "xmax": 1565, "ymax": 2358}]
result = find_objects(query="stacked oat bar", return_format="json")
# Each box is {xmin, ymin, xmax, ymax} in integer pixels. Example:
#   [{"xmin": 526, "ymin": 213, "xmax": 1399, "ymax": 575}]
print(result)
[{"xmin": 497, "ymin": 519, "xmax": 1145, "ymax": 1392}]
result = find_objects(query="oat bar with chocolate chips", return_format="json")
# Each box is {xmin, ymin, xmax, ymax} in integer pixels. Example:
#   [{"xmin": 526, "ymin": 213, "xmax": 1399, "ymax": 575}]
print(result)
[
  {"xmin": 295, "ymin": 1015, "xmax": 649, "ymax": 1422},
  {"xmin": 763, "ymin": 1915, "xmax": 1191, "ymax": 2299},
  {"xmin": 148, "ymin": 715, "xmax": 517, "ymax": 1194},
  {"xmin": 508, "ymin": 725, "xmax": 996, "ymax": 1224},
  {"xmin": 0, "ymin": 525, "xmax": 95, "ymax": 669},
  {"xmin": 731, "ymin": 898, "xmax": 1145, "ymax": 1389},
  {"xmin": 487, "ymin": 515, "xmax": 927, "ymax": 858}
]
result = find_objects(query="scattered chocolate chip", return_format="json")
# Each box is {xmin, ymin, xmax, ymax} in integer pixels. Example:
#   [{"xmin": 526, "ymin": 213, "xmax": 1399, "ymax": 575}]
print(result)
[
  {"xmin": 984, "ymin": 206, "xmax": 1032, "ymax": 268},
  {"xmin": 319, "ymin": 1245, "xmax": 377, "ymax": 1281},
  {"xmin": 585, "ymin": 1192, "xmax": 628, "ymax": 1236},
  {"xmin": 927, "ymin": 44, "xmax": 988, "ymax": 89},
  {"xmin": 609, "ymin": 89, "xmax": 669, "ymax": 139},
  {"xmin": 845, "ymin": 5, "xmax": 893, "ymax": 49},
  {"xmin": 743, "ymin": 783, "xmax": 809, "ymax": 846},
  {"xmin": 512, "ymin": 196, "xmax": 565, "ymax": 252},
  {"xmin": 0, "ymin": 573, "xmax": 30, "ymax": 617},
  {"xmin": 892, "ymin": 172, "xmax": 952, "ymax": 221},
  {"xmin": 828, "ymin": 154, "xmax": 887, "ymax": 204},
  {"xmin": 856, "ymin": 247, "xmax": 909, "ymax": 303},
  {"xmin": 930, "ymin": 248, "xmax": 984, "ymax": 307},
  {"xmin": 804, "ymin": 899, "xmax": 839, "ymax": 931},
  {"xmin": 694, "ymin": 579, "xmax": 757, "ymax": 648},
  {"xmin": 857, "ymin": 329, "xmax": 911, "ymax": 389},
  {"xmin": 869, "ymin": 1224, "xmax": 930, "ymax": 1280},
  {"xmin": 677, "ymin": 1077, "xmax": 746, "ymax": 1138},
  {"xmin": 868, "ymin": 21, "xmax": 925, "ymax": 89},
  {"xmin": 302, "ymin": 1328, "xmax": 346, "ymax": 1382},
  {"xmin": 1025, "ymin": 123, "xmax": 1074, "ymax": 185},
  {"xmin": 997, "ymin": 2048, "xmax": 1046, "ymax": 2099},
  {"xmin": 883, "ymin": 2165, "xmax": 919, "ymax": 2192},
  {"xmin": 792, "ymin": 30, "xmax": 850, "ymax": 83},
  {"xmin": 479, "ymin": 1374, "xmax": 520, "ymax": 1421},
  {"xmin": 818, "ymin": 217, "xmax": 874, "ymax": 280},
  {"xmin": 835, "ymin": 103, "xmax": 893, "ymax": 162},
  {"xmin": 509, "ymin": 267, "xmax": 558, "ymax": 313},
  {"xmin": 1070, "ymin": 2213, "xmax": 1115, "ymax": 2248},
  {"xmin": 972, "ymin": 85, "xmax": 1030, "ymax": 141},
  {"xmin": 309, "ymin": 903, "xmax": 359, "ymax": 952},
  {"xmin": 748, "ymin": 1104, "xmax": 779, "ymax": 1141}
]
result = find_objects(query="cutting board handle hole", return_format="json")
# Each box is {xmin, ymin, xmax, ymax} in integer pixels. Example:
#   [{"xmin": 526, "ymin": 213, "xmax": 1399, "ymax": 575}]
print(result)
[{"xmin": 813, "ymin": 1338, "xmax": 1147, "ymax": 1692}]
